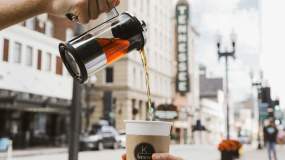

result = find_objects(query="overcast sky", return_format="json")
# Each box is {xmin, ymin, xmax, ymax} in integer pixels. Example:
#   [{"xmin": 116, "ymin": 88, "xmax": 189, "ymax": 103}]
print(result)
[
  {"xmin": 189, "ymin": 0, "xmax": 261, "ymax": 103},
  {"xmin": 188, "ymin": 0, "xmax": 285, "ymax": 107},
  {"xmin": 261, "ymin": 0, "xmax": 285, "ymax": 106}
]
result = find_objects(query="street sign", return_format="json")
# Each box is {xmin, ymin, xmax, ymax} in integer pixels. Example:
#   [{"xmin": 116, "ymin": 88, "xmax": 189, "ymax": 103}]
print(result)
[{"xmin": 259, "ymin": 102, "xmax": 268, "ymax": 121}]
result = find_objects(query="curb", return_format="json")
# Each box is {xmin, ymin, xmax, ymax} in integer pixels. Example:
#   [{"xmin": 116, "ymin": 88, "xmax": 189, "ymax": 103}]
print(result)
[{"xmin": 12, "ymin": 148, "xmax": 67, "ymax": 158}]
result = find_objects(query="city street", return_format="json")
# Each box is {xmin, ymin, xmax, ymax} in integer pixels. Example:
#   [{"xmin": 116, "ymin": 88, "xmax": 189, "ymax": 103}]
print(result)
[
  {"xmin": 12, "ymin": 145, "xmax": 218, "ymax": 160},
  {"xmin": 241, "ymin": 146, "xmax": 285, "ymax": 160},
  {"xmin": 11, "ymin": 145, "xmax": 285, "ymax": 160},
  {"xmin": 1, "ymin": 1, "xmax": 285, "ymax": 160}
]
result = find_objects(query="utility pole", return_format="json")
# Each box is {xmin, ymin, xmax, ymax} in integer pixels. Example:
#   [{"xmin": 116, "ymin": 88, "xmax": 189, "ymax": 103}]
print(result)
[
  {"xmin": 68, "ymin": 24, "xmax": 83, "ymax": 160},
  {"xmin": 216, "ymin": 33, "xmax": 236, "ymax": 140}
]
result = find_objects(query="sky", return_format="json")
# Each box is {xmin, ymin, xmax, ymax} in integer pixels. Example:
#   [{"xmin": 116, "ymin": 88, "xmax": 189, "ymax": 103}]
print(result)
[
  {"xmin": 261, "ymin": 0, "xmax": 285, "ymax": 106},
  {"xmin": 190, "ymin": 0, "xmax": 261, "ymax": 103},
  {"xmin": 188, "ymin": 0, "xmax": 285, "ymax": 107}
]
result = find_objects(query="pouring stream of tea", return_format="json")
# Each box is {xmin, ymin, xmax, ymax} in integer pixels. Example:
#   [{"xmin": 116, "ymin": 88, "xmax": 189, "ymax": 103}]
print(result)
[{"xmin": 139, "ymin": 49, "xmax": 154, "ymax": 121}]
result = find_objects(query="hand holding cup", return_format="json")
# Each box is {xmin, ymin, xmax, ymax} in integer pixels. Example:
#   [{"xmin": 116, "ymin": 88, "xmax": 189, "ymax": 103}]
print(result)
[{"xmin": 121, "ymin": 153, "xmax": 183, "ymax": 160}]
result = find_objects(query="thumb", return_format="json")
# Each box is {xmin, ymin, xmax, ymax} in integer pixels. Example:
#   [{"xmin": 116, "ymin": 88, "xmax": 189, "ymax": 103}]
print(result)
[{"xmin": 121, "ymin": 154, "xmax": 126, "ymax": 160}]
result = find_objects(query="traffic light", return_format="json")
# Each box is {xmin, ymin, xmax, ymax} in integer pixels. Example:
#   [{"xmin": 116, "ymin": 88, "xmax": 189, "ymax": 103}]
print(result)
[
  {"xmin": 273, "ymin": 99, "xmax": 280, "ymax": 106},
  {"xmin": 268, "ymin": 99, "xmax": 280, "ymax": 119},
  {"xmin": 261, "ymin": 87, "xmax": 271, "ymax": 103}
]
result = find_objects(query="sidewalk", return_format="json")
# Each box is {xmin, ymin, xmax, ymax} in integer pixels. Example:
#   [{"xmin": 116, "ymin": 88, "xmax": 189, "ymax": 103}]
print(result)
[
  {"xmin": 241, "ymin": 145, "xmax": 285, "ymax": 160},
  {"xmin": 12, "ymin": 147, "xmax": 67, "ymax": 158}
]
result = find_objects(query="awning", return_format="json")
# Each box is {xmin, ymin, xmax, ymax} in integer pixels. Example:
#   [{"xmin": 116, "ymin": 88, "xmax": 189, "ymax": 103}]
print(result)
[
  {"xmin": 173, "ymin": 121, "xmax": 189, "ymax": 129},
  {"xmin": 0, "ymin": 95, "xmax": 70, "ymax": 115},
  {"xmin": 156, "ymin": 104, "xmax": 179, "ymax": 120}
]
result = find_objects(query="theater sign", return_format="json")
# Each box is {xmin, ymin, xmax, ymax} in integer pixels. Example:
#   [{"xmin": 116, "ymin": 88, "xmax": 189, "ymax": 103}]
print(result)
[{"xmin": 175, "ymin": 0, "xmax": 190, "ymax": 95}]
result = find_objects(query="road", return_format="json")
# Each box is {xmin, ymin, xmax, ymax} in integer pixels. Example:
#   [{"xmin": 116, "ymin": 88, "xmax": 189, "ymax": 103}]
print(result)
[
  {"xmin": 241, "ymin": 145, "xmax": 285, "ymax": 160},
  {"xmin": 12, "ymin": 145, "xmax": 219, "ymax": 160},
  {"xmin": 11, "ymin": 145, "xmax": 285, "ymax": 160}
]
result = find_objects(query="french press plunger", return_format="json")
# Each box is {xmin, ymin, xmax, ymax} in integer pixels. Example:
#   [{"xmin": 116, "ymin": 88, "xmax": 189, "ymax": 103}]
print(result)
[{"xmin": 59, "ymin": 8, "xmax": 147, "ymax": 83}]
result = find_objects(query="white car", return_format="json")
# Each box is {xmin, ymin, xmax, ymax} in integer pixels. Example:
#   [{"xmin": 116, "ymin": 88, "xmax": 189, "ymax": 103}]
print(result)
[{"xmin": 118, "ymin": 133, "xmax": 126, "ymax": 148}]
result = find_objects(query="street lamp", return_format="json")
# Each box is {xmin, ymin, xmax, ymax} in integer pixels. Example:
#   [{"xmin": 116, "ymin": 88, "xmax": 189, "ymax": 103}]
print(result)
[
  {"xmin": 68, "ymin": 24, "xmax": 83, "ymax": 160},
  {"xmin": 217, "ymin": 32, "xmax": 236, "ymax": 140},
  {"xmin": 251, "ymin": 76, "xmax": 263, "ymax": 150}
]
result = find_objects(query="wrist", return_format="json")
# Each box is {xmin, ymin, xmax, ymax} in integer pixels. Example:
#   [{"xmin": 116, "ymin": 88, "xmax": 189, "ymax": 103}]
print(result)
[{"xmin": 36, "ymin": 0, "xmax": 50, "ymax": 14}]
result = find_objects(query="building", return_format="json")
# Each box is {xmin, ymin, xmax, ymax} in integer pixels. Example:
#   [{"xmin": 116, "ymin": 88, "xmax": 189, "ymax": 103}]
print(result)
[
  {"xmin": 172, "ymin": 0, "xmax": 200, "ymax": 144},
  {"xmin": 234, "ymin": 97, "xmax": 256, "ymax": 141},
  {"xmin": 197, "ymin": 65, "xmax": 225, "ymax": 144},
  {"xmin": 87, "ymin": 0, "xmax": 175, "ymax": 131},
  {"xmin": 0, "ymin": 15, "xmax": 74, "ymax": 148}
]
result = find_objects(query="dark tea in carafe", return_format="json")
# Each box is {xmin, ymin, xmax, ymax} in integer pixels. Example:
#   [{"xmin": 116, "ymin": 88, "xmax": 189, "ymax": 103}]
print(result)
[{"xmin": 59, "ymin": 12, "xmax": 146, "ymax": 83}]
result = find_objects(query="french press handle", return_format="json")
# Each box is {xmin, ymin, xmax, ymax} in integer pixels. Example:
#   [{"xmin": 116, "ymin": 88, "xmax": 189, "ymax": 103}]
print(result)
[{"xmin": 66, "ymin": 7, "xmax": 119, "ymax": 23}]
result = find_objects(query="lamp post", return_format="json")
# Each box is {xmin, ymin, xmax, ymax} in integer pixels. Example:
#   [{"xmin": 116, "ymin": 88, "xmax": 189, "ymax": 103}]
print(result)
[
  {"xmin": 251, "ymin": 70, "xmax": 264, "ymax": 149},
  {"xmin": 252, "ymin": 81, "xmax": 263, "ymax": 149},
  {"xmin": 68, "ymin": 24, "xmax": 83, "ymax": 160},
  {"xmin": 217, "ymin": 33, "xmax": 236, "ymax": 140}
]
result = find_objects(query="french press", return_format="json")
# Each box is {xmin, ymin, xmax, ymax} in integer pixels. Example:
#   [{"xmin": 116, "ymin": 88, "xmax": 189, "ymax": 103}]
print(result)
[{"xmin": 59, "ymin": 8, "xmax": 147, "ymax": 83}]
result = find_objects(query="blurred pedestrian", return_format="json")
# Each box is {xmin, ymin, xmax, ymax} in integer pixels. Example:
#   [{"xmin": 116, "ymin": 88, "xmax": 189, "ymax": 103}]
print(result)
[
  {"xmin": 121, "ymin": 153, "xmax": 183, "ymax": 160},
  {"xmin": 263, "ymin": 119, "xmax": 279, "ymax": 160},
  {"xmin": 0, "ymin": 0, "xmax": 120, "ymax": 30}
]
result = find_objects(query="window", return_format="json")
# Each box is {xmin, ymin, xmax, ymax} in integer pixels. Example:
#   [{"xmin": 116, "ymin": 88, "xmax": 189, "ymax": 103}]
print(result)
[
  {"xmin": 26, "ymin": 18, "xmax": 35, "ymax": 30},
  {"xmin": 37, "ymin": 49, "xmax": 42, "ymax": 70},
  {"xmin": 105, "ymin": 67, "xmax": 113, "ymax": 83},
  {"xmin": 112, "ymin": 98, "xmax": 117, "ymax": 119},
  {"xmin": 13, "ymin": 42, "xmax": 22, "ymax": 63},
  {"xmin": 56, "ymin": 56, "xmax": 63, "ymax": 75},
  {"xmin": 44, "ymin": 52, "xmax": 52, "ymax": 71},
  {"xmin": 26, "ymin": 46, "xmax": 33, "ymax": 66},
  {"xmin": 65, "ymin": 28, "xmax": 74, "ymax": 41},
  {"xmin": 139, "ymin": 100, "xmax": 143, "ymax": 120},
  {"xmin": 3, "ymin": 38, "xmax": 9, "ymax": 61},
  {"xmin": 132, "ymin": 99, "xmax": 136, "ymax": 120},
  {"xmin": 133, "ymin": 67, "xmax": 136, "ymax": 86},
  {"xmin": 45, "ymin": 20, "xmax": 53, "ymax": 37}
]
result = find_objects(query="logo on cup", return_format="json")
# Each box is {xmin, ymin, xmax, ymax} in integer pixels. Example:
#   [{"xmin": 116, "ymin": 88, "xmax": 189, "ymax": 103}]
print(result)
[{"xmin": 134, "ymin": 143, "xmax": 155, "ymax": 160}]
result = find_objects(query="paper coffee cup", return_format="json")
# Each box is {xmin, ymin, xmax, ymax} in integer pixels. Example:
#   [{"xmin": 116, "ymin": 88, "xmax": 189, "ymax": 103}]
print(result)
[{"xmin": 125, "ymin": 120, "xmax": 172, "ymax": 160}]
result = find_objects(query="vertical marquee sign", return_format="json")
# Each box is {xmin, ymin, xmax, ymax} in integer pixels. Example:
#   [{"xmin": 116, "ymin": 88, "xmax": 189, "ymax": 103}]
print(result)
[{"xmin": 176, "ymin": 0, "xmax": 190, "ymax": 95}]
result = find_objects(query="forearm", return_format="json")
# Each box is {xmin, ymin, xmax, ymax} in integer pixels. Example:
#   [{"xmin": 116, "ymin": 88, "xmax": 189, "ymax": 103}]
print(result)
[{"xmin": 0, "ymin": 0, "xmax": 47, "ymax": 30}]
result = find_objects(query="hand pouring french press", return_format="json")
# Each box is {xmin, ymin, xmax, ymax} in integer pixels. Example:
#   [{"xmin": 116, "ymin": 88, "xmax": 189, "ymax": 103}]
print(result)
[{"xmin": 59, "ymin": 8, "xmax": 147, "ymax": 83}]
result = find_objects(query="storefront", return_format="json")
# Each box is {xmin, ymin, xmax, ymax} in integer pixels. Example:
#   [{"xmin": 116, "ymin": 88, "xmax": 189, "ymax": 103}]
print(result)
[
  {"xmin": 155, "ymin": 104, "xmax": 191, "ymax": 144},
  {"xmin": 0, "ymin": 90, "xmax": 70, "ymax": 149}
]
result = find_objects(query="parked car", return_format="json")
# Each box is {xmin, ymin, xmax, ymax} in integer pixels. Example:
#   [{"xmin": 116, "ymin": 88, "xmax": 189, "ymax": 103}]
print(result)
[
  {"xmin": 80, "ymin": 124, "xmax": 121, "ymax": 151},
  {"xmin": 238, "ymin": 135, "xmax": 252, "ymax": 144},
  {"xmin": 0, "ymin": 138, "xmax": 10, "ymax": 152},
  {"xmin": 118, "ymin": 132, "xmax": 126, "ymax": 148}
]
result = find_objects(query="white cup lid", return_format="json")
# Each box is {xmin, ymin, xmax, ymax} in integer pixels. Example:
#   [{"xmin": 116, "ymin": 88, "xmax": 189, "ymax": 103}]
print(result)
[{"xmin": 125, "ymin": 120, "xmax": 172, "ymax": 136}]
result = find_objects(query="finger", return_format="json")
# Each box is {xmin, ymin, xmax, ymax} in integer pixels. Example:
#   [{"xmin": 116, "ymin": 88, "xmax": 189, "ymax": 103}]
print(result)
[
  {"xmin": 106, "ymin": 0, "xmax": 117, "ymax": 8},
  {"xmin": 76, "ymin": 0, "xmax": 90, "ymax": 23},
  {"xmin": 106, "ymin": 0, "xmax": 112, "ymax": 11},
  {"xmin": 98, "ymin": 0, "xmax": 109, "ymax": 13},
  {"xmin": 152, "ymin": 153, "xmax": 183, "ymax": 160},
  {"xmin": 89, "ymin": 0, "xmax": 100, "ymax": 19},
  {"xmin": 112, "ymin": 0, "xmax": 120, "ymax": 6},
  {"xmin": 121, "ymin": 154, "xmax": 126, "ymax": 160}
]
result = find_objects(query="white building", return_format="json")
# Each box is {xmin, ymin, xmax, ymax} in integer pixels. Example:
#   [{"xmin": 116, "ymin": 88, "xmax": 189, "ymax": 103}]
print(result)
[
  {"xmin": 196, "ymin": 65, "xmax": 225, "ymax": 144},
  {"xmin": 199, "ymin": 94, "xmax": 225, "ymax": 144},
  {"xmin": 0, "ymin": 15, "xmax": 74, "ymax": 148},
  {"xmin": 0, "ymin": 25, "xmax": 72, "ymax": 100}
]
